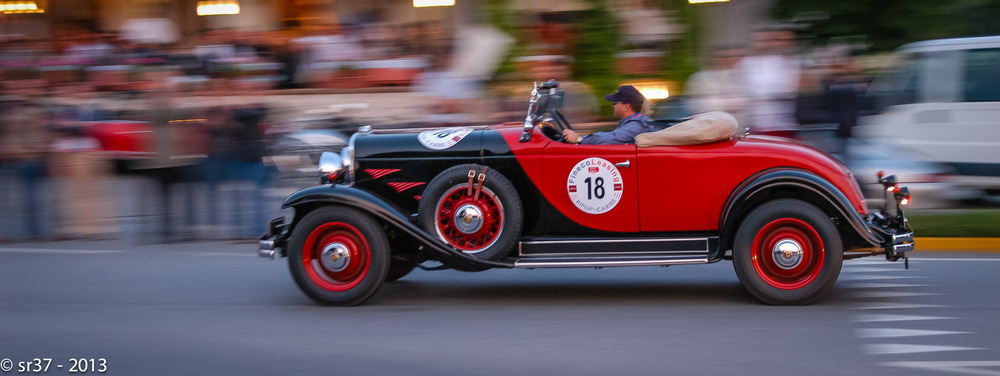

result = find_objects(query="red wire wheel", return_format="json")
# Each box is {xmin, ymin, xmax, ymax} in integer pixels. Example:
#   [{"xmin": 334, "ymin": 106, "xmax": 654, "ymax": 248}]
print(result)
[
  {"xmin": 733, "ymin": 199, "xmax": 842, "ymax": 305},
  {"xmin": 433, "ymin": 185, "xmax": 504, "ymax": 252},
  {"xmin": 301, "ymin": 222, "xmax": 370, "ymax": 292},
  {"xmin": 750, "ymin": 218, "xmax": 824, "ymax": 290}
]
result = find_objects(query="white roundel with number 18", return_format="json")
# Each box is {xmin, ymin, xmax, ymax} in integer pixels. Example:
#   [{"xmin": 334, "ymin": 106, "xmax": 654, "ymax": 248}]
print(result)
[{"xmin": 566, "ymin": 157, "xmax": 623, "ymax": 214}]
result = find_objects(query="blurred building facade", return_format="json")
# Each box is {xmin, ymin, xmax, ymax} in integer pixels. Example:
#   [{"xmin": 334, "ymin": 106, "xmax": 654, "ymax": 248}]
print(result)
[
  {"xmin": 2, "ymin": 0, "xmax": 462, "ymax": 38},
  {"xmin": 3, "ymin": 0, "xmax": 772, "ymax": 48}
]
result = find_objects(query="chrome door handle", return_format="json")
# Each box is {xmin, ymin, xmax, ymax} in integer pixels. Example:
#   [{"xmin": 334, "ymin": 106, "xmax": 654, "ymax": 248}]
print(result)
[{"xmin": 615, "ymin": 160, "xmax": 631, "ymax": 168}]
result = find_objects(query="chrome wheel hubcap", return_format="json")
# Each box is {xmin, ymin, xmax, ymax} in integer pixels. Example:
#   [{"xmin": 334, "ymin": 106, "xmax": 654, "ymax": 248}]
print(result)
[
  {"xmin": 453, "ymin": 204, "xmax": 484, "ymax": 234},
  {"xmin": 321, "ymin": 242, "xmax": 351, "ymax": 272},
  {"xmin": 772, "ymin": 239, "xmax": 804, "ymax": 270}
]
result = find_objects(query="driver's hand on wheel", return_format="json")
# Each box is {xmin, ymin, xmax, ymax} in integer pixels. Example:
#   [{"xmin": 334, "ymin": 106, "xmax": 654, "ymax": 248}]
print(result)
[{"xmin": 563, "ymin": 129, "xmax": 583, "ymax": 144}]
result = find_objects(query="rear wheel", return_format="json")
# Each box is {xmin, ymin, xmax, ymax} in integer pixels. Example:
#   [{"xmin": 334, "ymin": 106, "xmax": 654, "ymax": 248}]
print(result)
[
  {"xmin": 288, "ymin": 207, "xmax": 389, "ymax": 306},
  {"xmin": 733, "ymin": 199, "xmax": 842, "ymax": 305}
]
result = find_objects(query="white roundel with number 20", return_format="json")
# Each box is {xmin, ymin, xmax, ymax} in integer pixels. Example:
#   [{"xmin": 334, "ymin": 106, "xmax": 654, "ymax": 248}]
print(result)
[{"xmin": 566, "ymin": 157, "xmax": 624, "ymax": 214}]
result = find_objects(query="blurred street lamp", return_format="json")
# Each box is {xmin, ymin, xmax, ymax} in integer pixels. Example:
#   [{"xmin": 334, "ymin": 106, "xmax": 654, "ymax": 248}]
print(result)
[
  {"xmin": 625, "ymin": 80, "xmax": 672, "ymax": 101},
  {"xmin": 197, "ymin": 0, "xmax": 240, "ymax": 16},
  {"xmin": 413, "ymin": 0, "xmax": 454, "ymax": 7},
  {"xmin": 1, "ymin": 1, "xmax": 43, "ymax": 14}
]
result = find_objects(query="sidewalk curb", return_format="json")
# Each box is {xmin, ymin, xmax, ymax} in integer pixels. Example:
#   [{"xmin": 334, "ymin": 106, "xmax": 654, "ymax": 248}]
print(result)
[{"xmin": 914, "ymin": 237, "xmax": 1000, "ymax": 252}]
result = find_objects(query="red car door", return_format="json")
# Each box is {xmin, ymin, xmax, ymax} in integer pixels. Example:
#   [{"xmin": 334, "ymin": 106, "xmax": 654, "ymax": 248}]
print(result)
[
  {"xmin": 635, "ymin": 141, "xmax": 756, "ymax": 232},
  {"xmin": 540, "ymin": 142, "xmax": 640, "ymax": 232}
]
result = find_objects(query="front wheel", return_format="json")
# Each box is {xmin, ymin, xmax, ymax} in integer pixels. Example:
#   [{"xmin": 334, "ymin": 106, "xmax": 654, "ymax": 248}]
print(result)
[
  {"xmin": 732, "ymin": 199, "xmax": 843, "ymax": 305},
  {"xmin": 287, "ymin": 207, "xmax": 389, "ymax": 306}
]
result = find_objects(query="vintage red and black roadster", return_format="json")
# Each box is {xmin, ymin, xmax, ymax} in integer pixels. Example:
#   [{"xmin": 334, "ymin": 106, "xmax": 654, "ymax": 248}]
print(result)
[{"xmin": 258, "ymin": 81, "xmax": 914, "ymax": 306}]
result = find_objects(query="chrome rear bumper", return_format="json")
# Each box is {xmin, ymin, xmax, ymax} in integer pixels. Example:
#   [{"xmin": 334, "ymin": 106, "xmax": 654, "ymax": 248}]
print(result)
[
  {"xmin": 864, "ymin": 212, "xmax": 914, "ymax": 262},
  {"xmin": 892, "ymin": 232, "xmax": 915, "ymax": 253}
]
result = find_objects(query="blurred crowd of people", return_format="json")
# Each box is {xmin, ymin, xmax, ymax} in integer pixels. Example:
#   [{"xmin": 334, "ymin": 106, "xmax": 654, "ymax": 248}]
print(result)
[
  {"xmin": 684, "ymin": 28, "xmax": 870, "ymax": 156},
  {"xmin": 0, "ymin": 79, "xmax": 274, "ymax": 243},
  {"xmin": 1, "ymin": 22, "xmax": 453, "ymax": 95},
  {"xmin": 0, "ymin": 21, "xmax": 465, "ymax": 243}
]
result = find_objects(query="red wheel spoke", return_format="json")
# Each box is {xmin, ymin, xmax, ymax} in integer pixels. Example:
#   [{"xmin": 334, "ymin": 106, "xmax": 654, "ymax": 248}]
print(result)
[{"xmin": 434, "ymin": 185, "xmax": 504, "ymax": 253}]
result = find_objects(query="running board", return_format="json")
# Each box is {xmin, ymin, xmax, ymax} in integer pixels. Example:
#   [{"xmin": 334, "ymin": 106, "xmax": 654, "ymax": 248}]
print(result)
[
  {"xmin": 518, "ymin": 236, "xmax": 715, "ymax": 256},
  {"xmin": 511, "ymin": 236, "xmax": 715, "ymax": 268},
  {"xmin": 511, "ymin": 255, "xmax": 710, "ymax": 268}
]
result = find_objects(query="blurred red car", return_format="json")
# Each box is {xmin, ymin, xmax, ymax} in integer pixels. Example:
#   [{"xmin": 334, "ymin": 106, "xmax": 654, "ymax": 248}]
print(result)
[{"xmin": 84, "ymin": 119, "xmax": 210, "ymax": 168}]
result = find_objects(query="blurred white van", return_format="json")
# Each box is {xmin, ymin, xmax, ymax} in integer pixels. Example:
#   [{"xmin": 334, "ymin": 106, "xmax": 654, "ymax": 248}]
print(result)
[{"xmin": 858, "ymin": 36, "xmax": 1000, "ymax": 193}]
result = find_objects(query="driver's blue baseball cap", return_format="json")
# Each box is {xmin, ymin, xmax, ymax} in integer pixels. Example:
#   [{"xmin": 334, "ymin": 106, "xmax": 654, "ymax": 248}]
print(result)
[{"xmin": 604, "ymin": 85, "xmax": 646, "ymax": 109}]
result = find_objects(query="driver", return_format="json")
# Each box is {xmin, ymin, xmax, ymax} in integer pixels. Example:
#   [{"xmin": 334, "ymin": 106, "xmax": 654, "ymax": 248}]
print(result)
[{"xmin": 562, "ymin": 85, "xmax": 654, "ymax": 145}]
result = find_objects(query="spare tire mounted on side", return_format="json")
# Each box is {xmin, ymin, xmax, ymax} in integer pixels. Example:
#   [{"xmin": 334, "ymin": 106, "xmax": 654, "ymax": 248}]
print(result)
[{"xmin": 418, "ymin": 164, "xmax": 523, "ymax": 261}]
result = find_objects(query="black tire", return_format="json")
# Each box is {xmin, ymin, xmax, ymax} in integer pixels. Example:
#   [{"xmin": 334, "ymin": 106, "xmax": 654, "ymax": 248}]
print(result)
[
  {"xmin": 385, "ymin": 257, "xmax": 416, "ymax": 282},
  {"xmin": 732, "ymin": 199, "xmax": 843, "ymax": 305},
  {"xmin": 417, "ymin": 164, "xmax": 522, "ymax": 261},
  {"xmin": 287, "ymin": 207, "xmax": 389, "ymax": 306}
]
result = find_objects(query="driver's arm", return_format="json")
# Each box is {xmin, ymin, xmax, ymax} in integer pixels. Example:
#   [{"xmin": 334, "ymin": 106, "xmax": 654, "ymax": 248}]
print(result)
[
  {"xmin": 576, "ymin": 118, "xmax": 651, "ymax": 145},
  {"xmin": 562, "ymin": 129, "xmax": 583, "ymax": 144}
]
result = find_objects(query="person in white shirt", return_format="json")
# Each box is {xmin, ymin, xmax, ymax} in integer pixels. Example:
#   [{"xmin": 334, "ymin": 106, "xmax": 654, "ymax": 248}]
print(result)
[
  {"xmin": 684, "ymin": 46, "xmax": 750, "ymax": 127},
  {"xmin": 735, "ymin": 29, "xmax": 801, "ymax": 138}
]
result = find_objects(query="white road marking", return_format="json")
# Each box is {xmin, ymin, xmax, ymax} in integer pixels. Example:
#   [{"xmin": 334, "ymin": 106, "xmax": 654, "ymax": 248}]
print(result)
[
  {"xmin": 855, "ymin": 314, "xmax": 954, "ymax": 323},
  {"xmin": 0, "ymin": 248, "xmax": 123, "ymax": 255},
  {"xmin": 857, "ymin": 328, "xmax": 968, "ymax": 338},
  {"xmin": 840, "ymin": 275, "xmax": 917, "ymax": 281},
  {"xmin": 841, "ymin": 267, "xmax": 907, "ymax": 273},
  {"xmin": 882, "ymin": 361, "xmax": 1000, "ymax": 376},
  {"xmin": 910, "ymin": 258, "xmax": 1000, "ymax": 262},
  {"xmin": 853, "ymin": 291, "xmax": 940, "ymax": 298},
  {"xmin": 187, "ymin": 252, "xmax": 257, "ymax": 257},
  {"xmin": 848, "ymin": 282, "xmax": 928, "ymax": 289},
  {"xmin": 867, "ymin": 344, "xmax": 982, "ymax": 355},
  {"xmin": 854, "ymin": 302, "xmax": 945, "ymax": 310},
  {"xmin": 848, "ymin": 258, "xmax": 1000, "ymax": 265},
  {"xmin": 0, "ymin": 248, "xmax": 253, "ymax": 257},
  {"xmin": 847, "ymin": 260, "xmax": 901, "ymax": 266}
]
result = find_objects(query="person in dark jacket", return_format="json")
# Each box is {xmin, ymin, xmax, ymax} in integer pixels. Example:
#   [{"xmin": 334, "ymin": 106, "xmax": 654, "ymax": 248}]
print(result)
[
  {"xmin": 0, "ymin": 98, "xmax": 52, "ymax": 241},
  {"xmin": 561, "ymin": 85, "xmax": 655, "ymax": 145},
  {"xmin": 204, "ymin": 103, "xmax": 269, "ymax": 239}
]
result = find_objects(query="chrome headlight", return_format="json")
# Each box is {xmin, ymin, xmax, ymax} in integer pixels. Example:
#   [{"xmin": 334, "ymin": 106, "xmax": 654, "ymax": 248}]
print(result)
[{"xmin": 318, "ymin": 151, "xmax": 344, "ymax": 184}]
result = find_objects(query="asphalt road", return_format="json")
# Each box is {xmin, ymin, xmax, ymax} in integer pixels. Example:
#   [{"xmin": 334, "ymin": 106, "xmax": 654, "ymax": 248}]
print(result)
[{"xmin": 2, "ymin": 241, "xmax": 999, "ymax": 376}]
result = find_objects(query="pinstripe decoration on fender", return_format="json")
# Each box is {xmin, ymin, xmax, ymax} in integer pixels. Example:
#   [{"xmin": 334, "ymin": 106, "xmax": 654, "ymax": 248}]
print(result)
[
  {"xmin": 387, "ymin": 182, "xmax": 425, "ymax": 193},
  {"xmin": 365, "ymin": 169, "xmax": 401, "ymax": 179}
]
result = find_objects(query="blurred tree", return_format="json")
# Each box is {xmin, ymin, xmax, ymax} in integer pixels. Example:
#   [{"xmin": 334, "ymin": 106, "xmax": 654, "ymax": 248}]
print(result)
[
  {"xmin": 662, "ymin": 0, "xmax": 701, "ymax": 92},
  {"xmin": 486, "ymin": 0, "xmax": 523, "ymax": 76},
  {"xmin": 773, "ymin": 0, "xmax": 1000, "ymax": 52}
]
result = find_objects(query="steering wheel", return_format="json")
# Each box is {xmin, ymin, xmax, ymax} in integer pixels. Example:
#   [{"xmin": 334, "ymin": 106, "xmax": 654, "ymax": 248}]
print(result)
[
  {"xmin": 537, "ymin": 111, "xmax": 576, "ymax": 142},
  {"xmin": 538, "ymin": 121, "xmax": 565, "ymax": 142}
]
